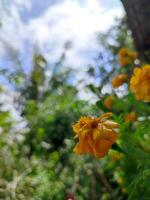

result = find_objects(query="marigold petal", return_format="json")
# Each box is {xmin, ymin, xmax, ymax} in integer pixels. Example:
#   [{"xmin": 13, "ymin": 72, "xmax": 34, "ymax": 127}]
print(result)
[
  {"xmin": 94, "ymin": 139, "xmax": 113, "ymax": 158},
  {"xmin": 100, "ymin": 112, "xmax": 112, "ymax": 122},
  {"xmin": 101, "ymin": 126, "xmax": 117, "ymax": 142},
  {"xmin": 73, "ymin": 140, "xmax": 93, "ymax": 154},
  {"xmin": 93, "ymin": 126, "xmax": 103, "ymax": 141},
  {"xmin": 103, "ymin": 120, "xmax": 120, "ymax": 129}
]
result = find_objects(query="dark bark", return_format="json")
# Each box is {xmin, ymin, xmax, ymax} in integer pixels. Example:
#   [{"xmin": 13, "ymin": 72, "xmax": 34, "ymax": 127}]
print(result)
[{"xmin": 121, "ymin": 0, "xmax": 150, "ymax": 62}]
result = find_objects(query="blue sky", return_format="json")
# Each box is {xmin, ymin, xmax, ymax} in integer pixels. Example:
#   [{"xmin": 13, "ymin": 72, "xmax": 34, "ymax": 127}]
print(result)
[{"xmin": 0, "ymin": 0, "xmax": 123, "ymax": 83}]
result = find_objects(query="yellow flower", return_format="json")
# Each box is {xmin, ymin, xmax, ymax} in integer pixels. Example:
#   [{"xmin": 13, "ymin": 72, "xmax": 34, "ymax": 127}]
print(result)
[
  {"xmin": 119, "ymin": 48, "xmax": 137, "ymax": 67},
  {"xmin": 112, "ymin": 73, "xmax": 128, "ymax": 88},
  {"xmin": 104, "ymin": 96, "xmax": 114, "ymax": 109},
  {"xmin": 72, "ymin": 113, "xmax": 119, "ymax": 158},
  {"xmin": 130, "ymin": 65, "xmax": 150, "ymax": 102},
  {"xmin": 124, "ymin": 112, "xmax": 137, "ymax": 122}
]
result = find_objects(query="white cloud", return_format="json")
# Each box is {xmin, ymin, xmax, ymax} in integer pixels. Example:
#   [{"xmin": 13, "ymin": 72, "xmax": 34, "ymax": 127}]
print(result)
[{"xmin": 0, "ymin": 2, "xmax": 26, "ymax": 53}]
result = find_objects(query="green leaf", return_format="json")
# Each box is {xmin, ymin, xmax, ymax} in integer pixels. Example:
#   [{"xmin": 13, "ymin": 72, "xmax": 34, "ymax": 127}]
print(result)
[{"xmin": 111, "ymin": 143, "xmax": 126, "ymax": 154}]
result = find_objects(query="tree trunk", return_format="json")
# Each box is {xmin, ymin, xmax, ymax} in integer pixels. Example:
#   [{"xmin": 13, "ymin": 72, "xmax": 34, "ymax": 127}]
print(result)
[{"xmin": 121, "ymin": 0, "xmax": 150, "ymax": 62}]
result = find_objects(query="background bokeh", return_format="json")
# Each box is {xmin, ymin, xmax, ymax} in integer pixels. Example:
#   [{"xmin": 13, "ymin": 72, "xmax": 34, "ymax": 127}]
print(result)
[{"xmin": 0, "ymin": 0, "xmax": 150, "ymax": 200}]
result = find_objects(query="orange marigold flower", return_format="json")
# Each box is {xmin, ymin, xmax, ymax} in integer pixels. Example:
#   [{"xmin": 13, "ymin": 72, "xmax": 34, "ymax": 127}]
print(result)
[
  {"xmin": 119, "ymin": 48, "xmax": 137, "ymax": 67},
  {"xmin": 130, "ymin": 65, "xmax": 150, "ymax": 102},
  {"xmin": 112, "ymin": 73, "xmax": 128, "ymax": 88},
  {"xmin": 72, "ymin": 113, "xmax": 119, "ymax": 158},
  {"xmin": 124, "ymin": 112, "xmax": 137, "ymax": 122},
  {"xmin": 104, "ymin": 96, "xmax": 114, "ymax": 109}
]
